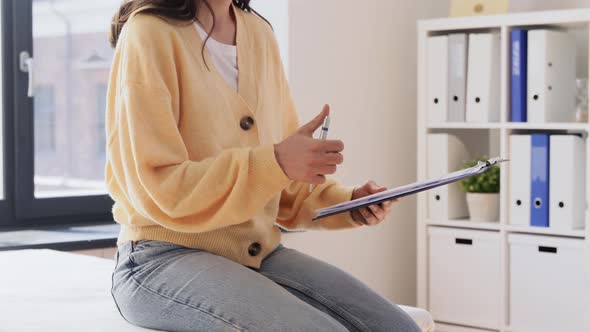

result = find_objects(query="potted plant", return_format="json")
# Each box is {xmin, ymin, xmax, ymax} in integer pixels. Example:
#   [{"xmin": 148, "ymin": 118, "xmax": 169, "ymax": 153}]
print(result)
[{"xmin": 461, "ymin": 157, "xmax": 500, "ymax": 222}]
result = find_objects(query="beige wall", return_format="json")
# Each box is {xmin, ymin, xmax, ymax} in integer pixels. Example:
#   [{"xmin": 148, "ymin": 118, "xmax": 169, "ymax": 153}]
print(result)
[{"xmin": 282, "ymin": 0, "xmax": 447, "ymax": 306}]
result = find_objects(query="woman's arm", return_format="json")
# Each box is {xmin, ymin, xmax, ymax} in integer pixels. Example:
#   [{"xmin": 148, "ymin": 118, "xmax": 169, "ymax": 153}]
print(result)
[
  {"xmin": 272, "ymin": 67, "xmax": 360, "ymax": 230},
  {"xmin": 274, "ymin": 101, "xmax": 396, "ymax": 229},
  {"xmin": 274, "ymin": 101, "xmax": 362, "ymax": 230}
]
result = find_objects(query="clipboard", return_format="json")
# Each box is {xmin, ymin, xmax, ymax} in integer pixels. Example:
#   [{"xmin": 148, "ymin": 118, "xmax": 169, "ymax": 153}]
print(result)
[{"xmin": 312, "ymin": 157, "xmax": 508, "ymax": 221}]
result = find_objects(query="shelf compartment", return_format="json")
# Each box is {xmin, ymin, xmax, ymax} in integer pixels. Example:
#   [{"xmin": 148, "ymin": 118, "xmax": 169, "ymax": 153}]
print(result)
[
  {"xmin": 508, "ymin": 234, "xmax": 586, "ymax": 331},
  {"xmin": 429, "ymin": 227, "xmax": 501, "ymax": 329}
]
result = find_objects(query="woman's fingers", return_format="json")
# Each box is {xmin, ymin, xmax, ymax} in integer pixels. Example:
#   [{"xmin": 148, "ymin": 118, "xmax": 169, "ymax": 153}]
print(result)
[
  {"xmin": 319, "ymin": 140, "xmax": 344, "ymax": 153},
  {"xmin": 367, "ymin": 183, "xmax": 387, "ymax": 194},
  {"xmin": 350, "ymin": 181, "xmax": 399, "ymax": 226},
  {"xmin": 314, "ymin": 165, "xmax": 338, "ymax": 175},
  {"xmin": 368, "ymin": 204, "xmax": 385, "ymax": 221},
  {"xmin": 324, "ymin": 152, "xmax": 344, "ymax": 165},
  {"xmin": 311, "ymin": 139, "xmax": 344, "ymax": 153},
  {"xmin": 353, "ymin": 219, "xmax": 365, "ymax": 227},
  {"xmin": 309, "ymin": 174, "xmax": 326, "ymax": 185},
  {"xmin": 382, "ymin": 200, "xmax": 394, "ymax": 209},
  {"xmin": 359, "ymin": 208, "xmax": 376, "ymax": 225},
  {"xmin": 311, "ymin": 153, "xmax": 343, "ymax": 167}
]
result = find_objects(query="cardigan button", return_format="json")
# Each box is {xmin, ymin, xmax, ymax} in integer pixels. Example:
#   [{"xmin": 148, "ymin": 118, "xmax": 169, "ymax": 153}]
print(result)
[
  {"xmin": 248, "ymin": 242, "xmax": 261, "ymax": 257},
  {"xmin": 240, "ymin": 116, "xmax": 255, "ymax": 130}
]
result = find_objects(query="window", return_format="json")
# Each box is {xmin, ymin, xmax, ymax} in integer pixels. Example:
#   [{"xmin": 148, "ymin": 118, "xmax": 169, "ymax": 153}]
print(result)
[
  {"xmin": 31, "ymin": 0, "xmax": 114, "ymax": 199},
  {"xmin": 1, "ymin": 0, "xmax": 118, "ymax": 226}
]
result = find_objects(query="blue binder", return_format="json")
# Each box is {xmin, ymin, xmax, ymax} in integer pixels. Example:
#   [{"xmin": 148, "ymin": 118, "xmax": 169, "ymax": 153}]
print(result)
[
  {"xmin": 530, "ymin": 134, "xmax": 549, "ymax": 227},
  {"xmin": 511, "ymin": 29, "xmax": 527, "ymax": 122}
]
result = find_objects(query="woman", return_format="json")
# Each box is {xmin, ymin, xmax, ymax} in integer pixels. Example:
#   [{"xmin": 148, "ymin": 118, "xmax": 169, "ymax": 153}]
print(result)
[{"xmin": 107, "ymin": 0, "xmax": 420, "ymax": 331}]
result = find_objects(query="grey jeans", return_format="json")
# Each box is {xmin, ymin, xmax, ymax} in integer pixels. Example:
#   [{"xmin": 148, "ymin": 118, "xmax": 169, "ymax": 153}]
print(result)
[{"xmin": 111, "ymin": 240, "xmax": 420, "ymax": 332}]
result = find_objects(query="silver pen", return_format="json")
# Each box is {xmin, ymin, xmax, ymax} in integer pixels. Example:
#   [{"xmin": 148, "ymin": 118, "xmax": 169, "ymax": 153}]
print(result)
[{"xmin": 310, "ymin": 115, "xmax": 331, "ymax": 192}]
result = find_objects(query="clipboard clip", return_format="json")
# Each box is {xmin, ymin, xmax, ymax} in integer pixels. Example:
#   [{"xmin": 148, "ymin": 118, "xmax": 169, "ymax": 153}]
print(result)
[{"xmin": 477, "ymin": 157, "xmax": 509, "ymax": 170}]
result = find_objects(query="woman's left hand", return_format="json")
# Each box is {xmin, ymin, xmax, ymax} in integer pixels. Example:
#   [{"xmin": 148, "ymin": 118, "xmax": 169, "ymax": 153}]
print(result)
[{"xmin": 350, "ymin": 181, "xmax": 395, "ymax": 226}]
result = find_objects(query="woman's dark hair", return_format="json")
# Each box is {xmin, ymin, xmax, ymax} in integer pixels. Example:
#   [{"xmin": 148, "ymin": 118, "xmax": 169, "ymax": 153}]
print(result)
[{"xmin": 110, "ymin": 0, "xmax": 270, "ymax": 59}]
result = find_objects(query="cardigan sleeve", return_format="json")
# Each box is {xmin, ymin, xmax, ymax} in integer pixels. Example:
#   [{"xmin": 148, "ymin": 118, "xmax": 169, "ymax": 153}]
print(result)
[
  {"xmin": 107, "ymin": 15, "xmax": 292, "ymax": 233},
  {"xmin": 268, "ymin": 35, "xmax": 360, "ymax": 230}
]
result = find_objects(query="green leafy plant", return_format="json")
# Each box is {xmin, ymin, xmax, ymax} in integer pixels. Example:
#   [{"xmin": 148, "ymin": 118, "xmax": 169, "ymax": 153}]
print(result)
[{"xmin": 460, "ymin": 157, "xmax": 500, "ymax": 193}]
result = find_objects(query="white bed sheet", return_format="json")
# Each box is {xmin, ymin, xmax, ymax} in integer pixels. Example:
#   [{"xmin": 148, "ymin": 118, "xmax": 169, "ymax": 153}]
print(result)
[
  {"xmin": 0, "ymin": 249, "xmax": 151, "ymax": 332},
  {"xmin": 0, "ymin": 249, "xmax": 433, "ymax": 332}
]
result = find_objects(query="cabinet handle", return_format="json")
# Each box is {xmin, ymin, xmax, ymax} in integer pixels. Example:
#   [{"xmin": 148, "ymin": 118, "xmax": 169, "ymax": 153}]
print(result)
[
  {"xmin": 455, "ymin": 238, "xmax": 473, "ymax": 245},
  {"xmin": 538, "ymin": 246, "xmax": 557, "ymax": 254}
]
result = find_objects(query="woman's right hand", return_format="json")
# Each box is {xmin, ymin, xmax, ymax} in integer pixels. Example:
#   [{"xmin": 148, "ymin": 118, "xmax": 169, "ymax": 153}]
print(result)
[{"xmin": 274, "ymin": 105, "xmax": 344, "ymax": 185}]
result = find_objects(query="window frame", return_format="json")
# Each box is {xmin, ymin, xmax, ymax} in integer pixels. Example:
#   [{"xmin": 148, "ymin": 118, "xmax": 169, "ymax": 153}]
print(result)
[
  {"xmin": 0, "ymin": 0, "xmax": 15, "ymax": 226},
  {"xmin": 1, "ymin": 0, "xmax": 113, "ymax": 228}
]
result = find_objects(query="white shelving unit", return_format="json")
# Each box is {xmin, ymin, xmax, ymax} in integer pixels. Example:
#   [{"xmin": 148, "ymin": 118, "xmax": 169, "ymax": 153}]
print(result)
[{"xmin": 417, "ymin": 9, "xmax": 590, "ymax": 332}]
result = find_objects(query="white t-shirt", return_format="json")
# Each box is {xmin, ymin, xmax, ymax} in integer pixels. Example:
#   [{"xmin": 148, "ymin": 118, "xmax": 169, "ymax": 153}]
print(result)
[{"xmin": 194, "ymin": 22, "xmax": 238, "ymax": 92}]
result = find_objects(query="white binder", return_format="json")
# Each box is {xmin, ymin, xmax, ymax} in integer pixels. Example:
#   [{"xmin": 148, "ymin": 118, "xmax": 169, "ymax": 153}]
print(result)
[
  {"xmin": 427, "ymin": 35, "xmax": 449, "ymax": 123},
  {"xmin": 466, "ymin": 33, "xmax": 500, "ymax": 123},
  {"xmin": 448, "ymin": 33, "xmax": 468, "ymax": 122},
  {"xmin": 527, "ymin": 30, "xmax": 576, "ymax": 123},
  {"xmin": 550, "ymin": 135, "xmax": 586, "ymax": 229},
  {"xmin": 427, "ymin": 133, "xmax": 470, "ymax": 220},
  {"xmin": 509, "ymin": 135, "xmax": 531, "ymax": 226}
]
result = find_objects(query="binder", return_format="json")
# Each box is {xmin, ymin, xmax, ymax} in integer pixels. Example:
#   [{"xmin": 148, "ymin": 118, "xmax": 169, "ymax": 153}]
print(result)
[
  {"xmin": 427, "ymin": 133, "xmax": 470, "ymax": 220},
  {"xmin": 550, "ymin": 135, "xmax": 586, "ymax": 229},
  {"xmin": 448, "ymin": 33, "xmax": 468, "ymax": 122},
  {"xmin": 427, "ymin": 36, "xmax": 449, "ymax": 123},
  {"xmin": 527, "ymin": 30, "xmax": 576, "ymax": 123},
  {"xmin": 466, "ymin": 33, "xmax": 500, "ymax": 123},
  {"xmin": 510, "ymin": 29, "xmax": 527, "ymax": 122},
  {"xmin": 530, "ymin": 134, "xmax": 549, "ymax": 227},
  {"xmin": 509, "ymin": 135, "xmax": 531, "ymax": 226}
]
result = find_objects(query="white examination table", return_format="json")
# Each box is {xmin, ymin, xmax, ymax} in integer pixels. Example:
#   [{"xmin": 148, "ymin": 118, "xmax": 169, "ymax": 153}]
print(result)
[{"xmin": 0, "ymin": 249, "xmax": 433, "ymax": 332}]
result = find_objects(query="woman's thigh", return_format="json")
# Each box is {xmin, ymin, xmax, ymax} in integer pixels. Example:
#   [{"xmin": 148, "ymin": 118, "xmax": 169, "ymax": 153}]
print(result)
[
  {"xmin": 111, "ymin": 241, "xmax": 347, "ymax": 332},
  {"xmin": 258, "ymin": 246, "xmax": 421, "ymax": 332}
]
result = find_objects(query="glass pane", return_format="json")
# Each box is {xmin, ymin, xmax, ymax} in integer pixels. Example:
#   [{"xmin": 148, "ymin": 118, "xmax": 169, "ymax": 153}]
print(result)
[{"xmin": 32, "ymin": 0, "xmax": 119, "ymax": 198}]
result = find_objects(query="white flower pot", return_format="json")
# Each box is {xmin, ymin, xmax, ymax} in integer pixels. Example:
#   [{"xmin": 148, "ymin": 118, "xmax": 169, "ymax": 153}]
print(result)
[{"xmin": 466, "ymin": 193, "xmax": 499, "ymax": 222}]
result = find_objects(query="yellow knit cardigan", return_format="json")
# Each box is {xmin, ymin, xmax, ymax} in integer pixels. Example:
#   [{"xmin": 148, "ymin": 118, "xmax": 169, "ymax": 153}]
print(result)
[{"xmin": 105, "ymin": 8, "xmax": 357, "ymax": 267}]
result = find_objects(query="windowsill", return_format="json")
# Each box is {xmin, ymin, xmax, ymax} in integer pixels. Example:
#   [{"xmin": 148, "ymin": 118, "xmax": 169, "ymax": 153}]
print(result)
[{"xmin": 0, "ymin": 222, "xmax": 118, "ymax": 251}]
